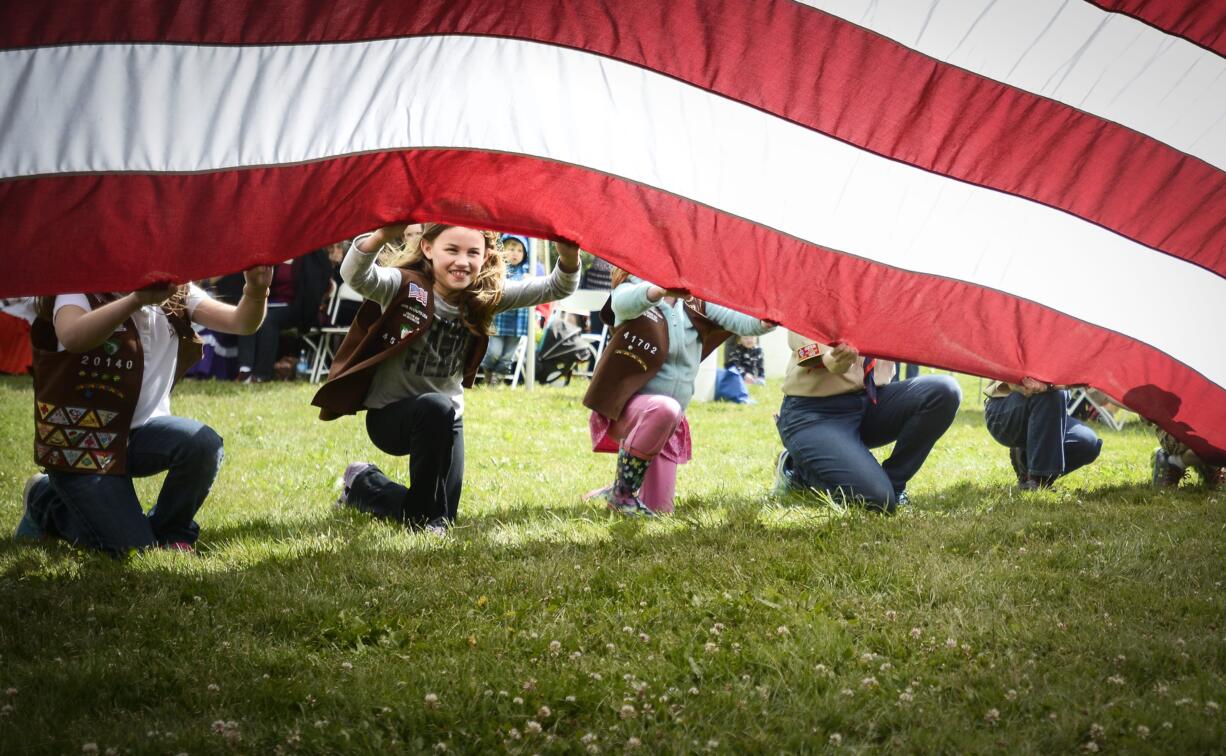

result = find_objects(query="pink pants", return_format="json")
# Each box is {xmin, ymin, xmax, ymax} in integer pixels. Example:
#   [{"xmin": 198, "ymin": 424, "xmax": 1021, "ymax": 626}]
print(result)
[{"xmin": 605, "ymin": 394, "xmax": 684, "ymax": 514}]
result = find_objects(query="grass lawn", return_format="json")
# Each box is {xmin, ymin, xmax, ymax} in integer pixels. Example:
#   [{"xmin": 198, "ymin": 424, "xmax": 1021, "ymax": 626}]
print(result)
[{"xmin": 0, "ymin": 372, "xmax": 1223, "ymax": 754}]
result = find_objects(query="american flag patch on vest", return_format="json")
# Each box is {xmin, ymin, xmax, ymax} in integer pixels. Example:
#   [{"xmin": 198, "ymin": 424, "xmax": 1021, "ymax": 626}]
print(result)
[{"xmin": 408, "ymin": 282, "xmax": 429, "ymax": 306}]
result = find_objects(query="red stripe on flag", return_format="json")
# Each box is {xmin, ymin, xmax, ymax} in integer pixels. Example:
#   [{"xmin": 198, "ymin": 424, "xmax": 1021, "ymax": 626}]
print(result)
[
  {"xmin": 1084, "ymin": 0, "xmax": 1226, "ymax": 56},
  {"xmin": 2, "ymin": 1, "xmax": 1224, "ymax": 277},
  {"xmin": 1, "ymin": 149, "xmax": 1222, "ymax": 462}
]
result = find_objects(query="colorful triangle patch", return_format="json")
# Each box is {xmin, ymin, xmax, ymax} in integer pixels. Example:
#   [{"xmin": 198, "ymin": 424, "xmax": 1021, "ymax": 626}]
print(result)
[
  {"xmin": 64, "ymin": 428, "xmax": 88, "ymax": 445},
  {"xmin": 96, "ymin": 410, "xmax": 118, "ymax": 427},
  {"xmin": 45, "ymin": 450, "xmax": 64, "ymax": 467},
  {"xmin": 37, "ymin": 402, "xmax": 56, "ymax": 419},
  {"xmin": 80, "ymin": 433, "xmax": 100, "ymax": 449},
  {"xmin": 78, "ymin": 410, "xmax": 101, "ymax": 428},
  {"xmin": 62, "ymin": 449, "xmax": 83, "ymax": 466},
  {"xmin": 93, "ymin": 432, "xmax": 117, "ymax": 449},
  {"xmin": 45, "ymin": 408, "xmax": 70, "ymax": 425},
  {"xmin": 92, "ymin": 451, "xmax": 114, "ymax": 471},
  {"xmin": 65, "ymin": 406, "xmax": 87, "ymax": 424},
  {"xmin": 35, "ymin": 442, "xmax": 50, "ymax": 459},
  {"xmin": 36, "ymin": 422, "xmax": 54, "ymax": 440},
  {"xmin": 44, "ymin": 429, "xmax": 68, "ymax": 447},
  {"xmin": 73, "ymin": 454, "xmax": 97, "ymax": 470}
]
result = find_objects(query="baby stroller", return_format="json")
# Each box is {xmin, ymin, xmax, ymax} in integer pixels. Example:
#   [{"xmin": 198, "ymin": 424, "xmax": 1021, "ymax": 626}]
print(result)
[{"xmin": 536, "ymin": 317, "xmax": 594, "ymax": 385}]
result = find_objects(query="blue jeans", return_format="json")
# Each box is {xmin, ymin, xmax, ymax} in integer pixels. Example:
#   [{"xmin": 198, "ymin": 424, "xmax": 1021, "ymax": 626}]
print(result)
[
  {"xmin": 480, "ymin": 335, "xmax": 521, "ymax": 376},
  {"xmin": 984, "ymin": 390, "xmax": 1101, "ymax": 478},
  {"xmin": 776, "ymin": 376, "xmax": 961, "ymax": 512},
  {"xmin": 25, "ymin": 415, "xmax": 224, "ymax": 556}
]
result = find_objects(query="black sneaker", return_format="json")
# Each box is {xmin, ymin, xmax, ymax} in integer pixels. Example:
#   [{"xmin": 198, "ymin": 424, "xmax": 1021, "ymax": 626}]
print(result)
[
  {"xmin": 1151, "ymin": 448, "xmax": 1184, "ymax": 488},
  {"xmin": 1008, "ymin": 447, "xmax": 1027, "ymax": 485}
]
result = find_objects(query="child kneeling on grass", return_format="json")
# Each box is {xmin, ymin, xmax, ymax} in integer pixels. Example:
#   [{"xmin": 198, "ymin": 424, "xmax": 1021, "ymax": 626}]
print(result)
[
  {"xmin": 983, "ymin": 378, "xmax": 1102, "ymax": 490},
  {"xmin": 314, "ymin": 224, "xmax": 580, "ymax": 533},
  {"xmin": 17, "ymin": 269, "xmax": 273, "ymax": 556},
  {"xmin": 583, "ymin": 270, "xmax": 774, "ymax": 516}
]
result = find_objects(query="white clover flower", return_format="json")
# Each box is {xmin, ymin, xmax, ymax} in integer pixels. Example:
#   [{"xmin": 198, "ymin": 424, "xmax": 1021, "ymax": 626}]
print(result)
[
  {"xmin": 828, "ymin": 733, "xmax": 842, "ymax": 746},
  {"xmin": 525, "ymin": 721, "xmax": 542, "ymax": 735},
  {"xmin": 985, "ymin": 708, "xmax": 1000, "ymax": 724},
  {"xmin": 619, "ymin": 704, "xmax": 637, "ymax": 719},
  {"xmin": 424, "ymin": 693, "xmax": 439, "ymax": 707},
  {"xmin": 910, "ymin": 628, "xmax": 922, "ymax": 639}
]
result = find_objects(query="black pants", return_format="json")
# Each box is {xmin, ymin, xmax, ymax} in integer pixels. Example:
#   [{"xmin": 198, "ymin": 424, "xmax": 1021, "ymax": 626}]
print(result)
[
  {"xmin": 348, "ymin": 393, "xmax": 465, "ymax": 525},
  {"xmin": 237, "ymin": 304, "xmax": 297, "ymax": 380}
]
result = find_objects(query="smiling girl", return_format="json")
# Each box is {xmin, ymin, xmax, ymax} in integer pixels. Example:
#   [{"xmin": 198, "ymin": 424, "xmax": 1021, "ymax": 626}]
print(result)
[{"xmin": 312, "ymin": 223, "xmax": 579, "ymax": 531}]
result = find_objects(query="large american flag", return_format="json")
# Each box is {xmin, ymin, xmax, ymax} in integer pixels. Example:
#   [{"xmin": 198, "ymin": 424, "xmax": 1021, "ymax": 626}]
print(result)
[{"xmin": 2, "ymin": 0, "xmax": 1224, "ymax": 462}]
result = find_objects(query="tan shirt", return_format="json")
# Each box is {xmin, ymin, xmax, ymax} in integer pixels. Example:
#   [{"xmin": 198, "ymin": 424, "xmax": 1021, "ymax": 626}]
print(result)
[
  {"xmin": 781, "ymin": 331, "xmax": 896, "ymax": 398},
  {"xmin": 983, "ymin": 380, "xmax": 1015, "ymax": 399}
]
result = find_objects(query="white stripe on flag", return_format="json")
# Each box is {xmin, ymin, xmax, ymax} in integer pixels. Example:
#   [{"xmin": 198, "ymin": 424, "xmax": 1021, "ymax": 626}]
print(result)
[
  {"xmin": 3, "ymin": 36, "xmax": 1223, "ymax": 387},
  {"xmin": 799, "ymin": 0, "xmax": 1226, "ymax": 170}
]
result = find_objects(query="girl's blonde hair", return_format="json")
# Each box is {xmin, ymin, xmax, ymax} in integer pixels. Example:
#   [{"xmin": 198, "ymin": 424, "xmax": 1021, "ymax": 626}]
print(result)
[{"xmin": 382, "ymin": 223, "xmax": 506, "ymax": 336}]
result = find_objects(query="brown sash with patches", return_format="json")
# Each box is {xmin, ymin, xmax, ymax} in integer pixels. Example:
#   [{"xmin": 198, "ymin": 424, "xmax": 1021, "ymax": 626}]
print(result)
[
  {"xmin": 583, "ymin": 297, "xmax": 730, "ymax": 421},
  {"xmin": 31, "ymin": 292, "xmax": 202, "ymax": 476},
  {"xmin": 311, "ymin": 270, "xmax": 489, "ymax": 420}
]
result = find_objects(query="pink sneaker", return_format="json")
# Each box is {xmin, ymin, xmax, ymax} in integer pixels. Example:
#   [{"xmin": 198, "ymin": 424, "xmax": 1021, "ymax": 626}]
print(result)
[{"xmin": 161, "ymin": 541, "xmax": 195, "ymax": 553}]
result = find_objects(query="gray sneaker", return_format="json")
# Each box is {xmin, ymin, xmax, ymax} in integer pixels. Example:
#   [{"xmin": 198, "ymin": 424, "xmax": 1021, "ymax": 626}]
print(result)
[
  {"xmin": 771, "ymin": 451, "xmax": 800, "ymax": 498},
  {"xmin": 423, "ymin": 517, "xmax": 451, "ymax": 536},
  {"xmin": 14, "ymin": 473, "xmax": 48, "ymax": 542}
]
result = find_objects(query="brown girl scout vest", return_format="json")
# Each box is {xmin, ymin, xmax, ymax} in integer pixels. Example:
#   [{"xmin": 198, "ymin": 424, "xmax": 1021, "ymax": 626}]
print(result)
[
  {"xmin": 583, "ymin": 297, "xmax": 731, "ymax": 421},
  {"xmin": 31, "ymin": 292, "xmax": 202, "ymax": 475},
  {"xmin": 311, "ymin": 270, "xmax": 490, "ymax": 420}
]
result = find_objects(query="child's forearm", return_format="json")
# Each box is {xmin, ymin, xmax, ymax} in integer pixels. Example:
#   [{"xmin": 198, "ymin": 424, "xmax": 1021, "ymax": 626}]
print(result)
[{"xmin": 55, "ymin": 295, "xmax": 143, "ymax": 352}]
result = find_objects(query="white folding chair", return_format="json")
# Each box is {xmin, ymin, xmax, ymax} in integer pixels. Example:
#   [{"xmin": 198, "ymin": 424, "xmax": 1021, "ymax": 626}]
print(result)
[
  {"xmin": 310, "ymin": 282, "xmax": 364, "ymax": 383},
  {"xmin": 550, "ymin": 288, "xmax": 611, "ymax": 379},
  {"xmin": 1066, "ymin": 387, "xmax": 1125, "ymax": 431},
  {"xmin": 507, "ymin": 335, "xmax": 530, "ymax": 388}
]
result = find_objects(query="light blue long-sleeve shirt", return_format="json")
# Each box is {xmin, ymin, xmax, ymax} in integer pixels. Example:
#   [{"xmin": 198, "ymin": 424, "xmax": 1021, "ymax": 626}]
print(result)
[{"xmin": 611, "ymin": 278, "xmax": 773, "ymax": 411}]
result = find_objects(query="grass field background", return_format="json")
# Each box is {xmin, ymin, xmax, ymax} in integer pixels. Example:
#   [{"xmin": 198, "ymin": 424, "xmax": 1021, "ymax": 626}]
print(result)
[{"xmin": 0, "ymin": 372, "xmax": 1222, "ymax": 753}]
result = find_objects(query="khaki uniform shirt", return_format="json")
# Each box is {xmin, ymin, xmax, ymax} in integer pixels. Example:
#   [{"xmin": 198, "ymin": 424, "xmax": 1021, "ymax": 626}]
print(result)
[
  {"xmin": 983, "ymin": 380, "xmax": 1016, "ymax": 399},
  {"xmin": 781, "ymin": 331, "xmax": 896, "ymax": 398}
]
